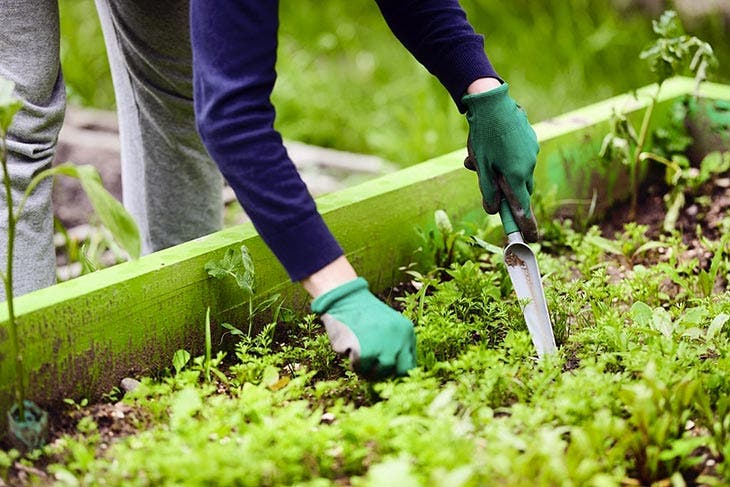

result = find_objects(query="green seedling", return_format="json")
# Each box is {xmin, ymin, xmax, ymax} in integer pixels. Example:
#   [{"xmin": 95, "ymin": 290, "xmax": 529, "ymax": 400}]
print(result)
[
  {"xmin": 203, "ymin": 245, "xmax": 286, "ymax": 385},
  {"xmin": 0, "ymin": 77, "xmax": 140, "ymax": 448},
  {"xmin": 172, "ymin": 349, "xmax": 191, "ymax": 376},
  {"xmin": 205, "ymin": 244, "xmax": 282, "ymax": 339},
  {"xmin": 171, "ymin": 310, "xmax": 228, "ymax": 384},
  {"xmin": 415, "ymin": 209, "xmax": 479, "ymax": 274},
  {"xmin": 662, "ymin": 150, "xmax": 730, "ymax": 232},
  {"xmin": 583, "ymin": 223, "xmax": 669, "ymax": 269},
  {"xmin": 656, "ymin": 231, "xmax": 728, "ymax": 299},
  {"xmin": 12, "ymin": 204, "xmax": 730, "ymax": 484},
  {"xmin": 600, "ymin": 10, "xmax": 717, "ymax": 219}
]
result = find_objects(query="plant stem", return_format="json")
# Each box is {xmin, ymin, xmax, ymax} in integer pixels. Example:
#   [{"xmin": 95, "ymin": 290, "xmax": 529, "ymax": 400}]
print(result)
[
  {"xmin": 205, "ymin": 307, "xmax": 211, "ymax": 382},
  {"xmin": 248, "ymin": 297, "xmax": 253, "ymax": 337},
  {"xmin": 630, "ymin": 86, "xmax": 660, "ymax": 218},
  {"xmin": 0, "ymin": 136, "xmax": 25, "ymax": 420}
]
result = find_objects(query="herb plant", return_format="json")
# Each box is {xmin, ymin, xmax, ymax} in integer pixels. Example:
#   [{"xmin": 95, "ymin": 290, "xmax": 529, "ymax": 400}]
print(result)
[
  {"xmin": 600, "ymin": 10, "xmax": 717, "ymax": 219},
  {"xmin": 25, "ymin": 209, "xmax": 730, "ymax": 485},
  {"xmin": 205, "ymin": 244, "xmax": 282, "ymax": 338},
  {"xmin": 0, "ymin": 197, "xmax": 719, "ymax": 484}
]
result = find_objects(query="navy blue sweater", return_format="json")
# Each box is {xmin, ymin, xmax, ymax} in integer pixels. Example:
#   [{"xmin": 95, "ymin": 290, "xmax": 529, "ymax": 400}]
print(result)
[{"xmin": 190, "ymin": 0, "xmax": 497, "ymax": 281}]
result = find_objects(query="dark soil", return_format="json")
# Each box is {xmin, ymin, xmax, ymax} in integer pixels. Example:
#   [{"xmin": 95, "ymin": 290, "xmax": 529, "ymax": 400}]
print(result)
[
  {"xmin": 599, "ymin": 167, "xmax": 730, "ymax": 244},
  {"xmin": 1, "ymin": 401, "xmax": 149, "ymax": 485}
]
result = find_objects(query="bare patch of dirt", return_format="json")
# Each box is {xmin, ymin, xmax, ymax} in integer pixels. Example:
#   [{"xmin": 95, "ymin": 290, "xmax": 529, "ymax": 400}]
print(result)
[
  {"xmin": 1, "ymin": 400, "xmax": 149, "ymax": 485},
  {"xmin": 599, "ymin": 172, "xmax": 730, "ymax": 244}
]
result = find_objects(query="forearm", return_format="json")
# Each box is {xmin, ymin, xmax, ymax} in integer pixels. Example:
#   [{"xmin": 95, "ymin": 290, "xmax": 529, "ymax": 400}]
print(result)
[{"xmin": 190, "ymin": 0, "xmax": 344, "ymax": 282}]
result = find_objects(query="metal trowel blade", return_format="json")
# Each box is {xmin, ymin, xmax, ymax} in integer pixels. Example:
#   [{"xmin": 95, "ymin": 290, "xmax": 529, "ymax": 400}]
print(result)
[{"xmin": 504, "ymin": 238, "xmax": 557, "ymax": 357}]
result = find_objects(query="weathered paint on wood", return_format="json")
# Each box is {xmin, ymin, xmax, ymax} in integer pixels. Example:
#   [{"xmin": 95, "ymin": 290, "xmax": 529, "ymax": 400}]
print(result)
[{"xmin": 0, "ymin": 78, "xmax": 728, "ymax": 418}]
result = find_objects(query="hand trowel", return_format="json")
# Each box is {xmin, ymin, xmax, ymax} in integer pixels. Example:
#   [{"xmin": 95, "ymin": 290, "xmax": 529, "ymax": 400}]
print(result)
[{"xmin": 497, "ymin": 187, "xmax": 557, "ymax": 357}]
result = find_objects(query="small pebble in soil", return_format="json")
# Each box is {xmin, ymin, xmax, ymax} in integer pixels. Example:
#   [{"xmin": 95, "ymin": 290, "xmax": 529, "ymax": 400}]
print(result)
[
  {"xmin": 121, "ymin": 377, "xmax": 141, "ymax": 393},
  {"xmin": 110, "ymin": 407, "xmax": 125, "ymax": 420}
]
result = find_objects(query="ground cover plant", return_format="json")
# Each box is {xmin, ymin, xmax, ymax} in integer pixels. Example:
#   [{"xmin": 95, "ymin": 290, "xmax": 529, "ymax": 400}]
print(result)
[{"xmin": 3, "ymin": 184, "xmax": 730, "ymax": 484}]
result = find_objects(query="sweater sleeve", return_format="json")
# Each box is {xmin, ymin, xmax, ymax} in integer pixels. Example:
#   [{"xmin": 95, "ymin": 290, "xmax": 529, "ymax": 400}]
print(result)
[
  {"xmin": 374, "ymin": 0, "xmax": 499, "ymax": 112},
  {"xmin": 190, "ymin": 0, "xmax": 343, "ymax": 281}
]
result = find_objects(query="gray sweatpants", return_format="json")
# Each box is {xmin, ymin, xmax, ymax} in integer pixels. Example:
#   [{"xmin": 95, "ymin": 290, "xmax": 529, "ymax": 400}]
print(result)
[{"xmin": 0, "ymin": 0, "xmax": 223, "ymax": 299}]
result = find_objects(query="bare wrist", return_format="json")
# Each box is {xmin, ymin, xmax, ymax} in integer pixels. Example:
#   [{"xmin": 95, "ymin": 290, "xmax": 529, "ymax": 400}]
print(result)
[
  {"xmin": 301, "ymin": 255, "xmax": 358, "ymax": 299},
  {"xmin": 466, "ymin": 77, "xmax": 502, "ymax": 95}
]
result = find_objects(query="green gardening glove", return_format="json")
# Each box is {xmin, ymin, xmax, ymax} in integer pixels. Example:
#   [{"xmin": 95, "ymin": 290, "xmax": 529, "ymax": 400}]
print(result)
[
  {"xmin": 311, "ymin": 277, "xmax": 417, "ymax": 379},
  {"xmin": 463, "ymin": 83, "xmax": 540, "ymax": 242}
]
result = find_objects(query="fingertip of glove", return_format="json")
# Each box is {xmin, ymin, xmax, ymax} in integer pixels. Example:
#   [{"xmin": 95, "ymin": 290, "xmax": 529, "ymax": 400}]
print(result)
[
  {"xmin": 483, "ymin": 199, "xmax": 500, "ymax": 215},
  {"xmin": 396, "ymin": 347, "xmax": 417, "ymax": 377},
  {"xmin": 517, "ymin": 207, "xmax": 539, "ymax": 242}
]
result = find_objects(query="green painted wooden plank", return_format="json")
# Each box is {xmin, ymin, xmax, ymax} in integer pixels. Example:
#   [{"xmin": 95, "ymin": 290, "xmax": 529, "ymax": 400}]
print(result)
[{"xmin": 0, "ymin": 77, "xmax": 727, "ymax": 420}]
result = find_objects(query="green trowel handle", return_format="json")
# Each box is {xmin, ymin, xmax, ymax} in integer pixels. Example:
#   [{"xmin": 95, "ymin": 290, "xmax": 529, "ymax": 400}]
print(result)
[{"xmin": 499, "ymin": 199, "xmax": 519, "ymax": 236}]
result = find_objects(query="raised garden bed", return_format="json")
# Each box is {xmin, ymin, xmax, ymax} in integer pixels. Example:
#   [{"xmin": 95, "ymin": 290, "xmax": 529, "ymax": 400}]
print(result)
[
  {"xmin": 0, "ymin": 77, "xmax": 723, "ymax": 412},
  {"xmin": 1, "ymin": 77, "xmax": 730, "ymax": 484}
]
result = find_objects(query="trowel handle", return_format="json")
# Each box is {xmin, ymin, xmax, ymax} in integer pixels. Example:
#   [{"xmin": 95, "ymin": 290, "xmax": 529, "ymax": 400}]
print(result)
[{"xmin": 498, "ymin": 199, "xmax": 520, "ymax": 236}]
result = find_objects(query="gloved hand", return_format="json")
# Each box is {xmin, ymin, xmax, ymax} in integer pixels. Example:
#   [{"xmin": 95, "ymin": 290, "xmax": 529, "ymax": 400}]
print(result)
[
  {"xmin": 462, "ymin": 83, "xmax": 540, "ymax": 242},
  {"xmin": 311, "ymin": 277, "xmax": 416, "ymax": 378}
]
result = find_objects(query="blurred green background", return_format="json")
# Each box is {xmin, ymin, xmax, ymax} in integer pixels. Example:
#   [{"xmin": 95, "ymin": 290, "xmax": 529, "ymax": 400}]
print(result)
[{"xmin": 60, "ymin": 0, "xmax": 729, "ymax": 166}]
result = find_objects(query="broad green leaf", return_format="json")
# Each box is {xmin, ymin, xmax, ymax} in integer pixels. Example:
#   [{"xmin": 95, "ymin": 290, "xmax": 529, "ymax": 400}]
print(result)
[
  {"xmin": 699, "ymin": 151, "xmax": 730, "ymax": 182},
  {"xmin": 427, "ymin": 386, "xmax": 456, "ymax": 417},
  {"xmin": 707, "ymin": 313, "xmax": 729, "ymax": 341},
  {"xmin": 220, "ymin": 322, "xmax": 244, "ymax": 336},
  {"xmin": 363, "ymin": 457, "xmax": 420, "ymax": 487},
  {"xmin": 169, "ymin": 387, "xmax": 202, "ymax": 428},
  {"xmin": 682, "ymin": 327, "xmax": 704, "ymax": 340},
  {"xmin": 0, "ymin": 77, "xmax": 22, "ymax": 133},
  {"xmin": 630, "ymin": 301, "xmax": 653, "ymax": 327},
  {"xmin": 681, "ymin": 306, "xmax": 708, "ymax": 326},
  {"xmin": 205, "ymin": 248, "xmax": 241, "ymax": 279},
  {"xmin": 584, "ymin": 234, "xmax": 623, "ymax": 256},
  {"xmin": 205, "ymin": 245, "xmax": 255, "ymax": 294},
  {"xmin": 472, "ymin": 236, "xmax": 502, "ymax": 256},
  {"xmin": 75, "ymin": 165, "xmax": 141, "ymax": 259},
  {"xmin": 430, "ymin": 466, "xmax": 473, "ymax": 487},
  {"xmin": 651, "ymin": 307, "xmax": 675, "ymax": 338},
  {"xmin": 237, "ymin": 245, "xmax": 255, "ymax": 293},
  {"xmin": 172, "ymin": 349, "xmax": 191, "ymax": 375},
  {"xmin": 25, "ymin": 163, "xmax": 140, "ymax": 259},
  {"xmin": 261, "ymin": 365, "xmax": 279, "ymax": 388},
  {"xmin": 658, "ymin": 436, "xmax": 708, "ymax": 462}
]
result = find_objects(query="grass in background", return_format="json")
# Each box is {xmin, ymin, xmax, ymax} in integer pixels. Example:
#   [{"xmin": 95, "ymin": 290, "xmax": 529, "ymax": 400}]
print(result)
[
  {"xmin": 59, "ymin": 0, "xmax": 730, "ymax": 166},
  {"xmin": 58, "ymin": 1, "xmax": 113, "ymax": 109}
]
